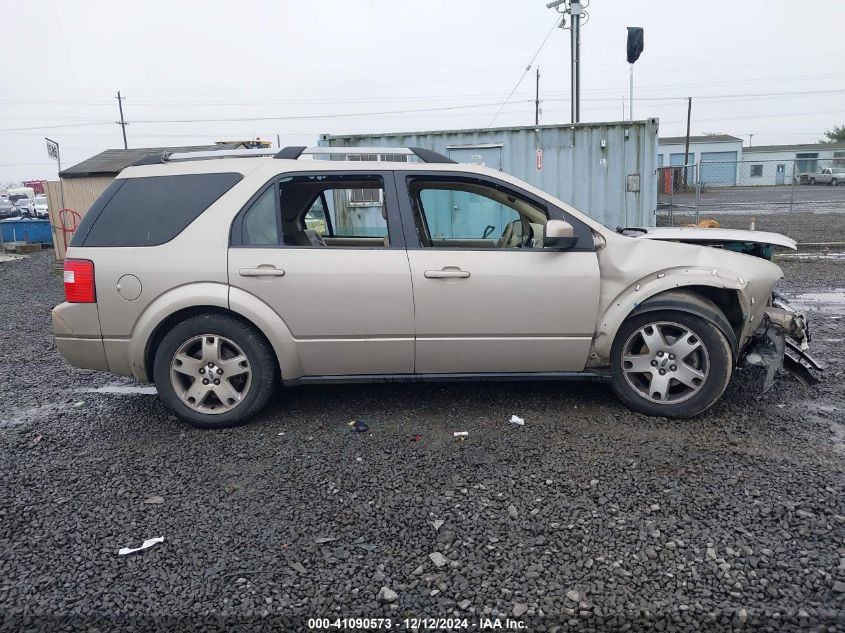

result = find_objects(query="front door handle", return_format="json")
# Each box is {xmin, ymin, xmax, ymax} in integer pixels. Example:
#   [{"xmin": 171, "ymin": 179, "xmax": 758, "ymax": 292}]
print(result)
[
  {"xmin": 239, "ymin": 267, "xmax": 286, "ymax": 277},
  {"xmin": 424, "ymin": 268, "xmax": 470, "ymax": 279}
]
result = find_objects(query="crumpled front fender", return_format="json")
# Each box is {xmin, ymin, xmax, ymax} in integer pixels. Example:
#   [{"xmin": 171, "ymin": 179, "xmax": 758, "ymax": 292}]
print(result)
[{"xmin": 587, "ymin": 266, "xmax": 755, "ymax": 367}]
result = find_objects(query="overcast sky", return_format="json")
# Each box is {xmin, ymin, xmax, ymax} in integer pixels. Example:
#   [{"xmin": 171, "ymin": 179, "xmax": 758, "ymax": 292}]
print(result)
[{"xmin": 2, "ymin": 0, "xmax": 843, "ymax": 183}]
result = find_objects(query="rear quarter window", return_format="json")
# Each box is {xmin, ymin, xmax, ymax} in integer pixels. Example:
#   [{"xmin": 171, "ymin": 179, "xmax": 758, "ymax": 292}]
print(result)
[{"xmin": 71, "ymin": 172, "xmax": 242, "ymax": 247}]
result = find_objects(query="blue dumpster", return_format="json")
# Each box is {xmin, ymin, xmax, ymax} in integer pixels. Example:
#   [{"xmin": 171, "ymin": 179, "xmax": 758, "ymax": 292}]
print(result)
[{"xmin": 0, "ymin": 218, "xmax": 54, "ymax": 245}]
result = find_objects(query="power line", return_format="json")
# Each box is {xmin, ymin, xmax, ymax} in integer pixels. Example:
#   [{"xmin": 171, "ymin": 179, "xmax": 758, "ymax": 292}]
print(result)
[
  {"xmin": 488, "ymin": 16, "xmax": 561, "ymax": 127},
  {"xmin": 0, "ymin": 121, "xmax": 113, "ymax": 132},
  {"xmin": 0, "ymin": 100, "xmax": 534, "ymax": 132}
]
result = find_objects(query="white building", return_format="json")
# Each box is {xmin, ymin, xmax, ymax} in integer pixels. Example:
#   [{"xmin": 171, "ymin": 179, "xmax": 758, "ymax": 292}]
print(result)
[
  {"xmin": 742, "ymin": 141, "xmax": 845, "ymax": 185},
  {"xmin": 657, "ymin": 135, "xmax": 743, "ymax": 186},
  {"xmin": 657, "ymin": 136, "xmax": 845, "ymax": 187}
]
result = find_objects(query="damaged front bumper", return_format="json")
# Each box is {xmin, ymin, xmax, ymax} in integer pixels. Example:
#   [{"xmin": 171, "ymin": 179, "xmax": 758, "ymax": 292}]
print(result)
[{"xmin": 741, "ymin": 292, "xmax": 824, "ymax": 390}]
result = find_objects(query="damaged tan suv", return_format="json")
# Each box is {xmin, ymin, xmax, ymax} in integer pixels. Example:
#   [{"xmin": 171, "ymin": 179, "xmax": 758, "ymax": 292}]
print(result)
[{"xmin": 53, "ymin": 146, "xmax": 820, "ymax": 428}]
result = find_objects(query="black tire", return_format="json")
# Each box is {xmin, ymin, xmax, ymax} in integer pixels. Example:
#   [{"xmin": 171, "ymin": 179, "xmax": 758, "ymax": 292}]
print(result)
[
  {"xmin": 610, "ymin": 310, "xmax": 733, "ymax": 419},
  {"xmin": 832, "ymin": 178, "xmax": 838, "ymax": 187},
  {"xmin": 809, "ymin": 178, "xmax": 816, "ymax": 185},
  {"xmin": 153, "ymin": 314, "xmax": 277, "ymax": 429}
]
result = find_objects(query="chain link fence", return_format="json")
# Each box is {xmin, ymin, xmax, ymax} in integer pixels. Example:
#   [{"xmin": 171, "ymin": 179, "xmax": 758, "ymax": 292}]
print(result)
[{"xmin": 657, "ymin": 159, "xmax": 845, "ymax": 245}]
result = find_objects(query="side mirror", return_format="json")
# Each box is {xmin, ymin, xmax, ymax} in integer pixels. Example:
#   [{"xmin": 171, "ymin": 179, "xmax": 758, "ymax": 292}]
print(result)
[{"xmin": 543, "ymin": 219, "xmax": 577, "ymax": 249}]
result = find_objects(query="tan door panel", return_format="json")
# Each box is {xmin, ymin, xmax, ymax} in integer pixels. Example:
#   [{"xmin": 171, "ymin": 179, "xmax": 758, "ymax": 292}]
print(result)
[
  {"xmin": 229, "ymin": 248, "xmax": 414, "ymax": 377},
  {"xmin": 408, "ymin": 249, "xmax": 600, "ymax": 374}
]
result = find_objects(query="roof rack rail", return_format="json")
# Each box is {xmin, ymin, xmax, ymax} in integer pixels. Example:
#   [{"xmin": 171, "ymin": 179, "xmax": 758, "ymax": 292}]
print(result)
[
  {"xmin": 136, "ymin": 145, "xmax": 457, "ymax": 165},
  {"xmin": 165, "ymin": 148, "xmax": 280, "ymax": 161},
  {"xmin": 274, "ymin": 146, "xmax": 457, "ymax": 164}
]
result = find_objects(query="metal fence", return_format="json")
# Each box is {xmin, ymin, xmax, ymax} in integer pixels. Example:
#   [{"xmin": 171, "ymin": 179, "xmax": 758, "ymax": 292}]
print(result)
[{"xmin": 657, "ymin": 159, "xmax": 845, "ymax": 244}]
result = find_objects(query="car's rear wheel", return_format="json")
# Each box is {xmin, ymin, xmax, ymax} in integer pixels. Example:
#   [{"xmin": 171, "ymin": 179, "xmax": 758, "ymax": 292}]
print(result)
[
  {"xmin": 153, "ymin": 314, "xmax": 276, "ymax": 429},
  {"xmin": 832, "ymin": 178, "xmax": 838, "ymax": 186},
  {"xmin": 610, "ymin": 310, "xmax": 732, "ymax": 418},
  {"xmin": 809, "ymin": 177, "xmax": 816, "ymax": 185}
]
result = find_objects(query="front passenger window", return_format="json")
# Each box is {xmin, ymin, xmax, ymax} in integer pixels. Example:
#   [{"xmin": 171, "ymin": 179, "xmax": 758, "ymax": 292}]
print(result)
[{"xmin": 411, "ymin": 181, "xmax": 548, "ymax": 249}]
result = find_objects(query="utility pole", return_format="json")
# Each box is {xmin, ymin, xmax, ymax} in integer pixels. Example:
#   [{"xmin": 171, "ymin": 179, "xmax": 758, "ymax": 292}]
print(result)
[
  {"xmin": 535, "ymin": 67, "xmax": 541, "ymax": 125},
  {"xmin": 547, "ymin": 1, "xmax": 583, "ymax": 124},
  {"xmin": 570, "ymin": 1, "xmax": 581, "ymax": 123},
  {"xmin": 115, "ymin": 91, "xmax": 128, "ymax": 149},
  {"xmin": 683, "ymin": 97, "xmax": 692, "ymax": 187}
]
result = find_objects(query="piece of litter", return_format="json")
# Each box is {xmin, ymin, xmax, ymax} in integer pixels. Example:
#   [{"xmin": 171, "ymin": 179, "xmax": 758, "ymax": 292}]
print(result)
[
  {"xmin": 315, "ymin": 536, "xmax": 339, "ymax": 544},
  {"xmin": 411, "ymin": 434, "xmax": 422, "ymax": 442},
  {"xmin": 349, "ymin": 419, "xmax": 369, "ymax": 433},
  {"xmin": 509, "ymin": 415, "xmax": 525, "ymax": 426},
  {"xmin": 118, "ymin": 536, "xmax": 164, "ymax": 556},
  {"xmin": 777, "ymin": 404, "xmax": 785, "ymax": 408},
  {"xmin": 144, "ymin": 495, "xmax": 165, "ymax": 505},
  {"xmin": 432, "ymin": 519, "xmax": 445, "ymax": 530},
  {"xmin": 277, "ymin": 432, "xmax": 285, "ymax": 436},
  {"xmin": 73, "ymin": 401, "xmax": 85, "ymax": 408},
  {"xmin": 453, "ymin": 431, "xmax": 468, "ymax": 438},
  {"xmin": 27, "ymin": 434, "xmax": 44, "ymax": 448}
]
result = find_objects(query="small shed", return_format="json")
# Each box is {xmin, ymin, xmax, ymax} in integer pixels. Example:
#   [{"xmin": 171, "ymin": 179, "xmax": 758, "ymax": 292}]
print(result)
[{"xmin": 45, "ymin": 144, "xmax": 238, "ymax": 259}]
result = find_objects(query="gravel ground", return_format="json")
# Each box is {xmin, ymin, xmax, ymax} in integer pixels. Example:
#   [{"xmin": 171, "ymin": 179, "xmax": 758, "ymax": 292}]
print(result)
[{"xmin": 1, "ymin": 250, "xmax": 843, "ymax": 632}]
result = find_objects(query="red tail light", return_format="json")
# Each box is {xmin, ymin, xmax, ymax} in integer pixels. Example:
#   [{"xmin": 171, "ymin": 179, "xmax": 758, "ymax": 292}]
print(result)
[{"xmin": 63, "ymin": 259, "xmax": 96, "ymax": 303}]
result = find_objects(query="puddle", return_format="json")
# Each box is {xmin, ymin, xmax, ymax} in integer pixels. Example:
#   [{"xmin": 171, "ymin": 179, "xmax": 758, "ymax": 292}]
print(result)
[
  {"xmin": 0, "ymin": 403, "xmax": 64, "ymax": 429},
  {"xmin": 0, "ymin": 253, "xmax": 29, "ymax": 263},
  {"xmin": 788, "ymin": 288, "xmax": 845, "ymax": 316},
  {"xmin": 78, "ymin": 385, "xmax": 158, "ymax": 395},
  {"xmin": 777, "ymin": 252, "xmax": 845, "ymax": 262}
]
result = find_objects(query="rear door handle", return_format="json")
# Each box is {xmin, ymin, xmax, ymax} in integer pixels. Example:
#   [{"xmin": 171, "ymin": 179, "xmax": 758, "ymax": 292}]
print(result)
[
  {"xmin": 424, "ymin": 268, "xmax": 470, "ymax": 279},
  {"xmin": 239, "ymin": 267, "xmax": 286, "ymax": 277}
]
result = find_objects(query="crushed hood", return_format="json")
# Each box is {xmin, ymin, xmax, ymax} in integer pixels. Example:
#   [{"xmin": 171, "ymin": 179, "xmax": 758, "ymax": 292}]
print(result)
[{"xmin": 636, "ymin": 227, "xmax": 797, "ymax": 251}]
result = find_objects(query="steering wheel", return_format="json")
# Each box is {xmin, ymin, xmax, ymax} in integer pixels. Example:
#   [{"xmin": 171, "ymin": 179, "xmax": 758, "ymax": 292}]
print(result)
[{"xmin": 481, "ymin": 225, "xmax": 496, "ymax": 239}]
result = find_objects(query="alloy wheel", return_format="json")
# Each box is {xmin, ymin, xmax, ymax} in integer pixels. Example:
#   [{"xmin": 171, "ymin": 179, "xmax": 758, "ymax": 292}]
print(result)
[
  {"xmin": 169, "ymin": 334, "xmax": 252, "ymax": 414},
  {"xmin": 620, "ymin": 320, "xmax": 710, "ymax": 404}
]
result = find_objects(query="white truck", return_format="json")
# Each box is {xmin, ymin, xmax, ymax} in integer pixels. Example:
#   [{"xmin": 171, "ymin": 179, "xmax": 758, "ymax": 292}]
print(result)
[
  {"xmin": 6, "ymin": 186, "xmax": 36, "ymax": 204},
  {"xmin": 804, "ymin": 167, "xmax": 844, "ymax": 185}
]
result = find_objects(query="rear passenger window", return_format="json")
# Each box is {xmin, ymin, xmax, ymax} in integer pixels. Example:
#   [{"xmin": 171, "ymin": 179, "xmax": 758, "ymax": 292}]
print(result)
[
  {"xmin": 75, "ymin": 173, "xmax": 242, "ymax": 247},
  {"xmin": 242, "ymin": 186, "xmax": 280, "ymax": 246}
]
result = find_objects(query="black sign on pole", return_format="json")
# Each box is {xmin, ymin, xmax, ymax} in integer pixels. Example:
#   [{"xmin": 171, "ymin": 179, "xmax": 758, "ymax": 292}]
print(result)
[{"xmin": 627, "ymin": 27, "xmax": 644, "ymax": 64}]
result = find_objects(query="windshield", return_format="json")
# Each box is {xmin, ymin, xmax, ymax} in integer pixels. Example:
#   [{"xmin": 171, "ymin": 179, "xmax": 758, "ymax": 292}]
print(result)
[{"xmin": 35, "ymin": 195, "xmax": 47, "ymax": 204}]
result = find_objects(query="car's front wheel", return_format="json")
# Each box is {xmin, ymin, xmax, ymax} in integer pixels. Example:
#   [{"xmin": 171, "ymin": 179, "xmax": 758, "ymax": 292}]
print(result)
[
  {"xmin": 153, "ymin": 314, "xmax": 276, "ymax": 429},
  {"xmin": 610, "ymin": 310, "xmax": 733, "ymax": 418}
]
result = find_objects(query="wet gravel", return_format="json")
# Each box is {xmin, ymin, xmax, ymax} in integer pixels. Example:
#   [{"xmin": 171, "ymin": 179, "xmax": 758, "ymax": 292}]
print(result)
[{"xmin": 1, "ymin": 250, "xmax": 843, "ymax": 632}]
